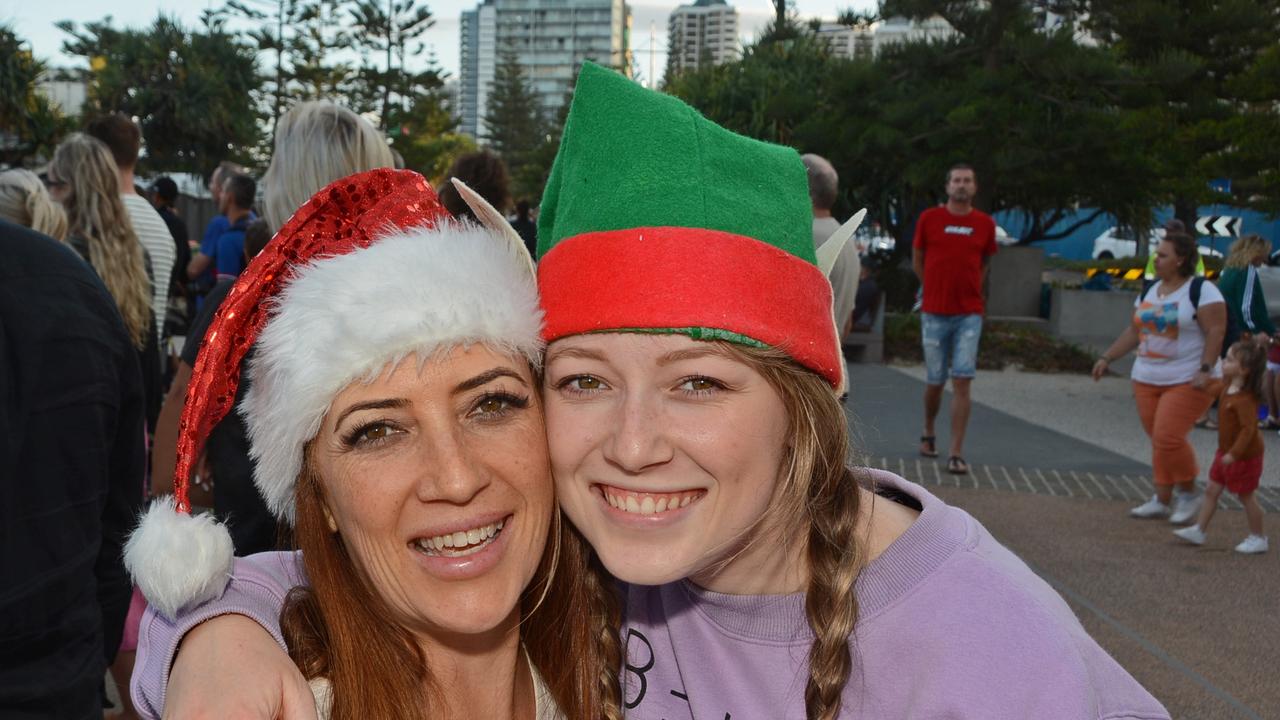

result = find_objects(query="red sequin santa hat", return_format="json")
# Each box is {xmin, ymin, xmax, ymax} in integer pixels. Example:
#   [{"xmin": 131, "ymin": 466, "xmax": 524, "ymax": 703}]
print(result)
[{"xmin": 125, "ymin": 168, "xmax": 543, "ymax": 618}]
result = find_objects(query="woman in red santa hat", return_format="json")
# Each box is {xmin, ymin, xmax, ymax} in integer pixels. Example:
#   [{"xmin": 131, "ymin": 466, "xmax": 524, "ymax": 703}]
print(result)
[{"xmin": 126, "ymin": 169, "xmax": 607, "ymax": 719}]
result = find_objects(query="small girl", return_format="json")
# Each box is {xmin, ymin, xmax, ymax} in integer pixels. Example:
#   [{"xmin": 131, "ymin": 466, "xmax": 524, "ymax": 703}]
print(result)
[{"xmin": 1174, "ymin": 339, "xmax": 1269, "ymax": 553}]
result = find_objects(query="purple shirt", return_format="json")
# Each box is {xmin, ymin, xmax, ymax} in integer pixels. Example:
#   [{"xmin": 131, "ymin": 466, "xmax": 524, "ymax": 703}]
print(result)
[{"xmin": 131, "ymin": 472, "xmax": 1168, "ymax": 719}]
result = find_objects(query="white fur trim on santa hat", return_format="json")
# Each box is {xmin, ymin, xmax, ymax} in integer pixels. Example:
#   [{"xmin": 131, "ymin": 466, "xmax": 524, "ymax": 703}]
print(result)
[
  {"xmin": 124, "ymin": 496, "xmax": 235, "ymax": 619},
  {"xmin": 241, "ymin": 222, "xmax": 544, "ymax": 525}
]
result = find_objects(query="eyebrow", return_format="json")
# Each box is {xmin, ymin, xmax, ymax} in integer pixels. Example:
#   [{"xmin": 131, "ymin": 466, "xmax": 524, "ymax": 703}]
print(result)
[
  {"xmin": 333, "ymin": 398, "xmax": 409, "ymax": 429},
  {"xmin": 545, "ymin": 346, "xmax": 607, "ymax": 363},
  {"xmin": 656, "ymin": 346, "xmax": 730, "ymax": 366},
  {"xmin": 452, "ymin": 367, "xmax": 528, "ymax": 393}
]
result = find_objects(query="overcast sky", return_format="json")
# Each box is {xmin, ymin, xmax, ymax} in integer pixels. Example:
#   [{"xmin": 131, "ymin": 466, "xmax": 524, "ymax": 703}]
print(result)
[{"xmin": 7, "ymin": 0, "xmax": 877, "ymax": 88}]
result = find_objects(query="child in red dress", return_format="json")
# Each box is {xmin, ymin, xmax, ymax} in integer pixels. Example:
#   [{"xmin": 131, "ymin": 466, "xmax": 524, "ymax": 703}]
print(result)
[{"xmin": 1174, "ymin": 339, "xmax": 1269, "ymax": 553}]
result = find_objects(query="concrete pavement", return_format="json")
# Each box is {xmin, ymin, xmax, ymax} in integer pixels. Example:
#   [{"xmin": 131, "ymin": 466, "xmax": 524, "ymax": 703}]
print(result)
[{"xmin": 846, "ymin": 362, "xmax": 1279, "ymax": 720}]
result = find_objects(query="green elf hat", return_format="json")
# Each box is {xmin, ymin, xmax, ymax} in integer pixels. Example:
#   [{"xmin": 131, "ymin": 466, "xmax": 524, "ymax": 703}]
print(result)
[{"xmin": 536, "ymin": 62, "xmax": 862, "ymax": 389}]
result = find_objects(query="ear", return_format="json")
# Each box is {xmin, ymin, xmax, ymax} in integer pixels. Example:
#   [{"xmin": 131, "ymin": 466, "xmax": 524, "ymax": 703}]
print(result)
[
  {"xmin": 816, "ymin": 208, "xmax": 866, "ymax": 277},
  {"xmin": 450, "ymin": 178, "xmax": 536, "ymax": 278}
]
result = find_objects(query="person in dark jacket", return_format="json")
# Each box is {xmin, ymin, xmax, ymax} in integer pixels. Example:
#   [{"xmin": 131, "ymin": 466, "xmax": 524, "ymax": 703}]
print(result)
[{"xmin": 0, "ymin": 219, "xmax": 145, "ymax": 719}]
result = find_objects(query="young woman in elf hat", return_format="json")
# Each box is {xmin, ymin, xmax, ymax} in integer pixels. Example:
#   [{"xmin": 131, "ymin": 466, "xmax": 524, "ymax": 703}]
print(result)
[
  {"xmin": 134, "ymin": 66, "xmax": 1167, "ymax": 719},
  {"xmin": 126, "ymin": 168, "xmax": 610, "ymax": 719}
]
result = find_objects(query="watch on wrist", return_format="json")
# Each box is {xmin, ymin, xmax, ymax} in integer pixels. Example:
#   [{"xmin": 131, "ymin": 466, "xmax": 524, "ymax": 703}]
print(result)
[{"xmin": 1200, "ymin": 363, "xmax": 1211, "ymax": 373}]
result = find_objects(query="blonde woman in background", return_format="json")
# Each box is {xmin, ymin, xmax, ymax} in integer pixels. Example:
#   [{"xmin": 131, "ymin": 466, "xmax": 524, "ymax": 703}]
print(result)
[
  {"xmin": 0, "ymin": 168, "xmax": 68, "ymax": 240},
  {"xmin": 260, "ymin": 100, "xmax": 395, "ymax": 231},
  {"xmin": 1217, "ymin": 234, "xmax": 1280, "ymax": 428},
  {"xmin": 48, "ymin": 131, "xmax": 161, "ymax": 720}
]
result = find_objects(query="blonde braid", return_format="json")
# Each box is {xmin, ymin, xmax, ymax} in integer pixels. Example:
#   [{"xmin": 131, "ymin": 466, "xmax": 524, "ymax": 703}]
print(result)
[
  {"xmin": 52, "ymin": 134, "xmax": 153, "ymax": 349},
  {"xmin": 717, "ymin": 342, "xmax": 864, "ymax": 720},
  {"xmin": 583, "ymin": 550, "xmax": 625, "ymax": 720},
  {"xmin": 802, "ymin": 465, "xmax": 863, "ymax": 719}
]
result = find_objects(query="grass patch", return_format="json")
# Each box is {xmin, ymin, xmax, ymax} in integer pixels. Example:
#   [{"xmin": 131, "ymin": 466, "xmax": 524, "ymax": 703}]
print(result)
[{"xmin": 885, "ymin": 313, "xmax": 1097, "ymax": 374}]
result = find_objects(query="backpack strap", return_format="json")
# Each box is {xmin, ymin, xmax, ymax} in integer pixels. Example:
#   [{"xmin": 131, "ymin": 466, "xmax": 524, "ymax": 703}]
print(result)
[{"xmin": 1190, "ymin": 276, "xmax": 1204, "ymax": 316}]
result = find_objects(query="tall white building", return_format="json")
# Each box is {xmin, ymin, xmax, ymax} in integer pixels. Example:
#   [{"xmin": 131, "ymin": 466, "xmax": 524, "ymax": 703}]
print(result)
[
  {"xmin": 459, "ymin": 0, "xmax": 632, "ymax": 139},
  {"xmin": 666, "ymin": 0, "xmax": 739, "ymax": 76}
]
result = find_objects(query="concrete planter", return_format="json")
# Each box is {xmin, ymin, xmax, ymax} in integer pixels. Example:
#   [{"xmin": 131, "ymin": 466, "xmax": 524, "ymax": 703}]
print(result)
[
  {"xmin": 988, "ymin": 245, "xmax": 1045, "ymax": 318},
  {"xmin": 1048, "ymin": 287, "xmax": 1139, "ymax": 374}
]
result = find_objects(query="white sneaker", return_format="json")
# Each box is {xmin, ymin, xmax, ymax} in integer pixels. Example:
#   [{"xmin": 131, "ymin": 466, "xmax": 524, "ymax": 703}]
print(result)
[
  {"xmin": 1234, "ymin": 535, "xmax": 1269, "ymax": 554},
  {"xmin": 1173, "ymin": 525, "xmax": 1206, "ymax": 545},
  {"xmin": 1169, "ymin": 492, "xmax": 1203, "ymax": 524},
  {"xmin": 1130, "ymin": 495, "xmax": 1171, "ymax": 518}
]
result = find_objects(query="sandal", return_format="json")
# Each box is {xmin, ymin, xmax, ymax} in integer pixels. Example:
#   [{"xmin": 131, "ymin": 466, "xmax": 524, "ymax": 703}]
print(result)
[
  {"xmin": 919, "ymin": 435, "xmax": 938, "ymax": 458},
  {"xmin": 947, "ymin": 455, "xmax": 969, "ymax": 475},
  {"xmin": 1261, "ymin": 417, "xmax": 1280, "ymax": 430},
  {"xmin": 1194, "ymin": 418, "xmax": 1218, "ymax": 430}
]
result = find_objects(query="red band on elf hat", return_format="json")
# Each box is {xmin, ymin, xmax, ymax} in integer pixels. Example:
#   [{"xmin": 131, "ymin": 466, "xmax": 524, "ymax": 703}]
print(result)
[{"xmin": 173, "ymin": 169, "xmax": 449, "ymax": 514}]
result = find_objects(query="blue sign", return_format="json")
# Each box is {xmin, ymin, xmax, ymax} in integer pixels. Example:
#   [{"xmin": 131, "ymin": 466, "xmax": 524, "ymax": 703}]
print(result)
[{"xmin": 1209, "ymin": 178, "xmax": 1232, "ymax": 194}]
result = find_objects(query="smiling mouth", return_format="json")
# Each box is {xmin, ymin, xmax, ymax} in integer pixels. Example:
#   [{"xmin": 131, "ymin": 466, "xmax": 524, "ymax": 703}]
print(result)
[
  {"xmin": 596, "ymin": 485, "xmax": 706, "ymax": 515},
  {"xmin": 412, "ymin": 517, "xmax": 508, "ymax": 558}
]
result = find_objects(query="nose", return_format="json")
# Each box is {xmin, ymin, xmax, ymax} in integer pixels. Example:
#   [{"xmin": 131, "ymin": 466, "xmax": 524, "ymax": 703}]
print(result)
[
  {"xmin": 418, "ymin": 426, "xmax": 490, "ymax": 505},
  {"xmin": 602, "ymin": 389, "xmax": 674, "ymax": 473}
]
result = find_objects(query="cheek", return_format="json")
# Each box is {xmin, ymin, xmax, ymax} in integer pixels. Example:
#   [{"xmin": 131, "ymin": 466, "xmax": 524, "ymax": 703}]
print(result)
[{"xmin": 544, "ymin": 400, "xmax": 598, "ymax": 472}]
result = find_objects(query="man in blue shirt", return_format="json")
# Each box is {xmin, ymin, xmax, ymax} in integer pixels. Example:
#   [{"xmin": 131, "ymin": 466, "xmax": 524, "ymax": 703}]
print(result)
[{"xmin": 212, "ymin": 174, "xmax": 257, "ymax": 281}]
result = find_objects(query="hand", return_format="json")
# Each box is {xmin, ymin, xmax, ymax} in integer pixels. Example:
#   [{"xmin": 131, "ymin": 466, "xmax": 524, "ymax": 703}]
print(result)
[
  {"xmin": 163, "ymin": 614, "xmax": 316, "ymax": 720},
  {"xmin": 1192, "ymin": 370, "xmax": 1209, "ymax": 389},
  {"xmin": 1221, "ymin": 453, "xmax": 1236, "ymax": 466},
  {"xmin": 1091, "ymin": 358, "xmax": 1110, "ymax": 382}
]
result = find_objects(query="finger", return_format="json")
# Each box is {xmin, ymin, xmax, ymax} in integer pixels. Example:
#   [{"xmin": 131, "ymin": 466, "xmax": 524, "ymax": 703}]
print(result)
[{"xmin": 278, "ymin": 672, "xmax": 320, "ymax": 720}]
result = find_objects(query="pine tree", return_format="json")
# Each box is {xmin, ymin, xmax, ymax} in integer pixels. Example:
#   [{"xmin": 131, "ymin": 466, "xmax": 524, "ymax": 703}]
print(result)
[{"xmin": 482, "ymin": 43, "xmax": 547, "ymax": 200}]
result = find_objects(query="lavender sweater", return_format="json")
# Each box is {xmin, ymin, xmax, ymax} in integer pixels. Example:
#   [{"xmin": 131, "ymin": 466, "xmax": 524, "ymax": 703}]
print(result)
[{"xmin": 132, "ymin": 472, "xmax": 1168, "ymax": 719}]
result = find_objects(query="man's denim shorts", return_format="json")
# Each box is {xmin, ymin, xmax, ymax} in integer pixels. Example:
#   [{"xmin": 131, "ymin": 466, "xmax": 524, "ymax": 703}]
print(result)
[{"xmin": 921, "ymin": 313, "xmax": 983, "ymax": 385}]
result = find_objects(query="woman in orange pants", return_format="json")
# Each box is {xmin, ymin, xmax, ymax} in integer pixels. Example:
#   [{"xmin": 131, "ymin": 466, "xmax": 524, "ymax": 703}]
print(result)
[{"xmin": 1092, "ymin": 232, "xmax": 1227, "ymax": 522}]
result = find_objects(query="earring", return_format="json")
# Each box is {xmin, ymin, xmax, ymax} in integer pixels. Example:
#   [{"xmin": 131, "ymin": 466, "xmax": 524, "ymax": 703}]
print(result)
[{"xmin": 324, "ymin": 508, "xmax": 338, "ymax": 533}]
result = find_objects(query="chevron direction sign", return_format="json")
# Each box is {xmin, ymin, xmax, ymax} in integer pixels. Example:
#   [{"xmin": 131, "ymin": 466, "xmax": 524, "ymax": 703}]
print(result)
[{"xmin": 1195, "ymin": 215, "xmax": 1241, "ymax": 238}]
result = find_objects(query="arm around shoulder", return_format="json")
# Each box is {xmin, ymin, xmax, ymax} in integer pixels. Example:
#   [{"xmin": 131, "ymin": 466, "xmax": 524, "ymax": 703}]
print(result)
[{"xmin": 131, "ymin": 551, "xmax": 308, "ymax": 718}]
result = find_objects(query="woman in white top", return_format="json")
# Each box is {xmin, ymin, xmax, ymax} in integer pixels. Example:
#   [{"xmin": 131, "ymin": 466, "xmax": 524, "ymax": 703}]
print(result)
[{"xmin": 1092, "ymin": 231, "xmax": 1227, "ymax": 521}]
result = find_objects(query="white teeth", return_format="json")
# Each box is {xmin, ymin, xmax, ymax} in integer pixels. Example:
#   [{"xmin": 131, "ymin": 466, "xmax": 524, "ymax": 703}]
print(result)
[
  {"xmin": 603, "ymin": 490, "xmax": 701, "ymax": 515},
  {"xmin": 416, "ymin": 520, "xmax": 504, "ymax": 556}
]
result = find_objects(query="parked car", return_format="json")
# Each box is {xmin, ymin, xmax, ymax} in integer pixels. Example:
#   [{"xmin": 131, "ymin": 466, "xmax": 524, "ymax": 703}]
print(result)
[
  {"xmin": 855, "ymin": 226, "xmax": 895, "ymax": 254},
  {"xmin": 1091, "ymin": 226, "xmax": 1222, "ymax": 259}
]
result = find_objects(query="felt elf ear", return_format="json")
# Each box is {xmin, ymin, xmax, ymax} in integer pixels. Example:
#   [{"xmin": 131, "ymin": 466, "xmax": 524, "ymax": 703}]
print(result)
[
  {"xmin": 451, "ymin": 178, "xmax": 536, "ymax": 277},
  {"xmin": 816, "ymin": 208, "xmax": 867, "ymax": 277}
]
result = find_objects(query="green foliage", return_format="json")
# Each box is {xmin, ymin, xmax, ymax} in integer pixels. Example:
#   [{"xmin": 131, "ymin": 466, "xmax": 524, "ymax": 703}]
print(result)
[
  {"xmin": 1075, "ymin": 0, "xmax": 1280, "ymax": 217},
  {"xmin": 483, "ymin": 45, "xmax": 549, "ymax": 203},
  {"xmin": 57, "ymin": 14, "xmax": 264, "ymax": 174},
  {"xmin": 667, "ymin": 0, "xmax": 1280, "ymax": 266},
  {"xmin": 0, "ymin": 24, "xmax": 73, "ymax": 166},
  {"xmin": 388, "ymin": 89, "xmax": 475, "ymax": 181},
  {"xmin": 885, "ymin": 312, "xmax": 1096, "ymax": 373}
]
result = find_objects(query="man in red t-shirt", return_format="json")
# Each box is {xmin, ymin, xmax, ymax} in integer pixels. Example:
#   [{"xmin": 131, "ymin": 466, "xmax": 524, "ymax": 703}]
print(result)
[{"xmin": 911, "ymin": 164, "xmax": 998, "ymax": 475}]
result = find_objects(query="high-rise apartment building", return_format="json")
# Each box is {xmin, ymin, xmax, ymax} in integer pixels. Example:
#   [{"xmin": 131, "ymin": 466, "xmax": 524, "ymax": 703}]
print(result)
[
  {"xmin": 459, "ymin": 0, "xmax": 631, "ymax": 139},
  {"xmin": 666, "ymin": 0, "xmax": 739, "ymax": 76}
]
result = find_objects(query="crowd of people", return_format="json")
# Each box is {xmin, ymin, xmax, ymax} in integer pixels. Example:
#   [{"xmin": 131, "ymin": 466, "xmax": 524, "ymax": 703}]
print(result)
[{"xmin": 0, "ymin": 62, "xmax": 1195, "ymax": 720}]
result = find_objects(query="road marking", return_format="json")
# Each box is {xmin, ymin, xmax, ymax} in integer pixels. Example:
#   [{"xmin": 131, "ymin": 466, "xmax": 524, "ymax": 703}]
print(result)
[
  {"xmin": 1036, "ymin": 468, "xmax": 1057, "ymax": 496},
  {"xmin": 1121, "ymin": 473, "xmax": 1148, "ymax": 502},
  {"xmin": 1051, "ymin": 469, "xmax": 1072, "ymax": 497},
  {"xmin": 1001, "ymin": 465, "xmax": 1016, "ymax": 492},
  {"xmin": 983, "ymin": 464, "xmax": 998, "ymax": 491},
  {"xmin": 1070, "ymin": 470, "xmax": 1093, "ymax": 499},
  {"xmin": 1030, "ymin": 563, "xmax": 1264, "ymax": 720},
  {"xmin": 1085, "ymin": 468, "xmax": 1105, "ymax": 497}
]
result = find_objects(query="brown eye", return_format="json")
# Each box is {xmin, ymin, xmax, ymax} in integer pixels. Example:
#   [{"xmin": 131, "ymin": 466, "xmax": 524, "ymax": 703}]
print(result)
[
  {"xmin": 361, "ymin": 424, "xmax": 389, "ymax": 441},
  {"xmin": 687, "ymin": 378, "xmax": 715, "ymax": 391},
  {"xmin": 477, "ymin": 397, "xmax": 506, "ymax": 414},
  {"xmin": 575, "ymin": 376, "xmax": 601, "ymax": 390}
]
